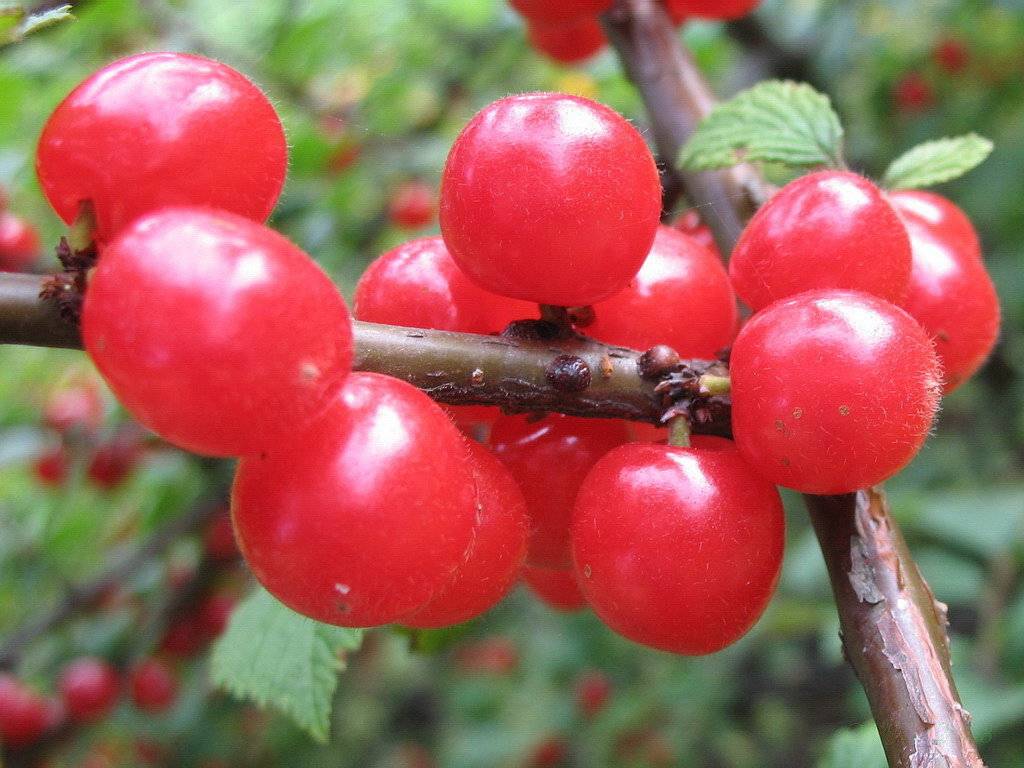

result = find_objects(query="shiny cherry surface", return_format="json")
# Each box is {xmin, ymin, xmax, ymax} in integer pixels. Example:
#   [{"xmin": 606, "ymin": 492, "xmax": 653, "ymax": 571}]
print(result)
[
  {"xmin": 729, "ymin": 171, "xmax": 912, "ymax": 311},
  {"xmin": 890, "ymin": 190, "xmax": 999, "ymax": 391},
  {"xmin": 82, "ymin": 207, "xmax": 353, "ymax": 457},
  {"xmin": 232, "ymin": 373, "xmax": 479, "ymax": 627},
  {"xmin": 354, "ymin": 236, "xmax": 533, "ymax": 335},
  {"xmin": 730, "ymin": 289, "xmax": 941, "ymax": 494},
  {"xmin": 37, "ymin": 53, "xmax": 287, "ymax": 242},
  {"xmin": 527, "ymin": 17, "xmax": 606, "ymax": 63},
  {"xmin": 509, "ymin": 0, "xmax": 612, "ymax": 23},
  {"xmin": 588, "ymin": 225, "xmax": 737, "ymax": 357},
  {"xmin": 58, "ymin": 657, "xmax": 119, "ymax": 723},
  {"xmin": 522, "ymin": 566, "xmax": 587, "ymax": 612},
  {"xmin": 404, "ymin": 440, "xmax": 530, "ymax": 628},
  {"xmin": 490, "ymin": 413, "xmax": 630, "ymax": 568},
  {"xmin": 572, "ymin": 437, "xmax": 784, "ymax": 655},
  {"xmin": 441, "ymin": 93, "xmax": 661, "ymax": 306}
]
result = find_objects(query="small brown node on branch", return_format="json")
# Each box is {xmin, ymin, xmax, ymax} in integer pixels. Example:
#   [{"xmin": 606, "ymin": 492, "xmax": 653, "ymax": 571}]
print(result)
[
  {"xmin": 599, "ymin": 354, "xmax": 614, "ymax": 379},
  {"xmin": 637, "ymin": 344, "xmax": 680, "ymax": 379},
  {"xmin": 501, "ymin": 319, "xmax": 568, "ymax": 342},
  {"xmin": 567, "ymin": 305, "xmax": 595, "ymax": 327},
  {"xmin": 470, "ymin": 368, "xmax": 485, "ymax": 386},
  {"xmin": 546, "ymin": 354, "xmax": 592, "ymax": 392}
]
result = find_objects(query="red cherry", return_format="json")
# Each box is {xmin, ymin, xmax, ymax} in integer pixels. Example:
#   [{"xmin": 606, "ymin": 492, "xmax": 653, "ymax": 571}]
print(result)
[
  {"xmin": 894, "ymin": 72, "xmax": 934, "ymax": 113},
  {"xmin": 87, "ymin": 429, "xmax": 142, "ymax": 489},
  {"xmin": 490, "ymin": 414, "xmax": 630, "ymax": 568},
  {"xmin": 34, "ymin": 446, "xmax": 69, "ymax": 487},
  {"xmin": 198, "ymin": 592, "xmax": 237, "ymax": 639},
  {"xmin": 441, "ymin": 93, "xmax": 661, "ymax": 306},
  {"xmin": 204, "ymin": 509, "xmax": 239, "ymax": 561},
  {"xmin": 454, "ymin": 635, "xmax": 519, "ymax": 675},
  {"xmin": 575, "ymin": 670, "xmax": 611, "ymax": 717},
  {"xmin": 43, "ymin": 383, "xmax": 104, "ymax": 434},
  {"xmin": 389, "ymin": 181, "xmax": 436, "ymax": 230},
  {"xmin": 934, "ymin": 37, "xmax": 969, "ymax": 74},
  {"xmin": 159, "ymin": 617, "xmax": 205, "ymax": 658},
  {"xmin": 128, "ymin": 659, "xmax": 177, "ymax": 713},
  {"xmin": 671, "ymin": 208, "xmax": 718, "ymax": 253},
  {"xmin": 403, "ymin": 440, "xmax": 529, "ymax": 628},
  {"xmin": 528, "ymin": 735, "xmax": 569, "ymax": 767},
  {"xmin": 889, "ymin": 190, "xmax": 1000, "ymax": 392},
  {"xmin": 730, "ymin": 289, "xmax": 941, "ymax": 494},
  {"xmin": 0, "ymin": 212, "xmax": 40, "ymax": 271},
  {"xmin": 0, "ymin": 674, "xmax": 51, "ymax": 748},
  {"xmin": 572, "ymin": 437, "xmax": 784, "ymax": 654},
  {"xmin": 669, "ymin": 0, "xmax": 760, "ymax": 19},
  {"xmin": 662, "ymin": 1, "xmax": 689, "ymax": 25},
  {"xmin": 232, "ymin": 373, "xmax": 479, "ymax": 627},
  {"xmin": 37, "ymin": 53, "xmax": 287, "ymax": 242},
  {"xmin": 509, "ymin": 0, "xmax": 612, "ymax": 23},
  {"xmin": 82, "ymin": 207, "xmax": 353, "ymax": 457},
  {"xmin": 355, "ymin": 236, "xmax": 532, "ymax": 336},
  {"xmin": 729, "ymin": 171, "xmax": 912, "ymax": 311},
  {"xmin": 521, "ymin": 565, "xmax": 586, "ymax": 612},
  {"xmin": 628, "ymin": 422, "xmax": 669, "ymax": 443},
  {"xmin": 526, "ymin": 17, "xmax": 606, "ymax": 64},
  {"xmin": 58, "ymin": 657, "xmax": 119, "ymax": 723},
  {"xmin": 588, "ymin": 225, "xmax": 737, "ymax": 358}
]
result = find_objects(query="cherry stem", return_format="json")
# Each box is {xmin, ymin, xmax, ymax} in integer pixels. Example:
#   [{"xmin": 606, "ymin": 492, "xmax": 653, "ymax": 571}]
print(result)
[
  {"xmin": 667, "ymin": 415, "xmax": 691, "ymax": 447},
  {"xmin": 68, "ymin": 201, "xmax": 97, "ymax": 253}
]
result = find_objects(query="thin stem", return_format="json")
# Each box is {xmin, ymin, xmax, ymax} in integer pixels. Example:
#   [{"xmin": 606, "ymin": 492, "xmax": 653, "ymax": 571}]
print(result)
[{"xmin": 667, "ymin": 415, "xmax": 691, "ymax": 447}]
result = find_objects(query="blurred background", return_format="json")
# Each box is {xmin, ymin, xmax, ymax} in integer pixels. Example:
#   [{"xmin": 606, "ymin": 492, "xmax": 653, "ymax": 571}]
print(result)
[{"xmin": 1, "ymin": 0, "xmax": 1023, "ymax": 766}]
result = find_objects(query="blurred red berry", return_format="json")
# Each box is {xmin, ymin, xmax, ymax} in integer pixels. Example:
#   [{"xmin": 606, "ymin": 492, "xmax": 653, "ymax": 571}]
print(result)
[
  {"xmin": 199, "ymin": 592, "xmax": 237, "ymax": 639},
  {"xmin": 671, "ymin": 208, "xmax": 718, "ymax": 253},
  {"xmin": 0, "ymin": 212, "xmax": 40, "ymax": 271},
  {"xmin": 87, "ymin": 429, "xmax": 143, "ymax": 490},
  {"xmin": 159, "ymin": 616, "xmax": 206, "ymax": 658},
  {"xmin": 0, "ymin": 674, "xmax": 51, "ymax": 748},
  {"xmin": 43, "ymin": 383, "xmax": 104, "ymax": 434},
  {"xmin": 389, "ymin": 181, "xmax": 436, "ymax": 229},
  {"xmin": 575, "ymin": 670, "xmax": 611, "ymax": 717},
  {"xmin": 528, "ymin": 735, "xmax": 569, "ymax": 767},
  {"xmin": 204, "ymin": 510, "xmax": 239, "ymax": 561},
  {"xmin": 58, "ymin": 657, "xmax": 120, "ymax": 723},
  {"xmin": 935, "ymin": 37, "xmax": 969, "ymax": 73},
  {"xmin": 34, "ymin": 446, "xmax": 69, "ymax": 487},
  {"xmin": 135, "ymin": 739, "xmax": 168, "ymax": 765},
  {"xmin": 527, "ymin": 17, "xmax": 606, "ymax": 63},
  {"xmin": 129, "ymin": 659, "xmax": 177, "ymax": 713},
  {"xmin": 454, "ymin": 636, "xmax": 519, "ymax": 675},
  {"xmin": 894, "ymin": 72, "xmax": 934, "ymax": 112}
]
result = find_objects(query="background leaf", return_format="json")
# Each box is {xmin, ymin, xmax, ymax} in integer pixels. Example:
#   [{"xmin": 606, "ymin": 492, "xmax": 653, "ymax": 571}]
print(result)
[
  {"xmin": 210, "ymin": 586, "xmax": 363, "ymax": 743},
  {"xmin": 882, "ymin": 134, "xmax": 994, "ymax": 189},
  {"xmin": 678, "ymin": 80, "xmax": 844, "ymax": 171},
  {"xmin": 816, "ymin": 723, "xmax": 886, "ymax": 768}
]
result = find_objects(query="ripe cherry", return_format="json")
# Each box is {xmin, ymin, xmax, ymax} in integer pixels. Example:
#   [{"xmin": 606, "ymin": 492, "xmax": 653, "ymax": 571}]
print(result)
[
  {"xmin": 198, "ymin": 592, "xmax": 237, "ymax": 639},
  {"xmin": 509, "ymin": 0, "xmax": 612, "ymax": 23},
  {"xmin": 575, "ymin": 670, "xmax": 611, "ymax": 717},
  {"xmin": 729, "ymin": 171, "xmax": 912, "ymax": 311},
  {"xmin": 730, "ymin": 289, "xmax": 941, "ymax": 494},
  {"xmin": 159, "ymin": 617, "xmax": 205, "ymax": 658},
  {"xmin": 34, "ymin": 446, "xmax": 69, "ymax": 487},
  {"xmin": 232, "ymin": 373, "xmax": 479, "ymax": 627},
  {"xmin": 0, "ymin": 674, "xmax": 51, "ymax": 748},
  {"xmin": 0, "ymin": 213, "xmax": 39, "ymax": 271},
  {"xmin": 128, "ymin": 659, "xmax": 177, "ymax": 713},
  {"xmin": 935, "ymin": 37, "xmax": 969, "ymax": 74},
  {"xmin": 490, "ymin": 413, "xmax": 630, "ymax": 568},
  {"xmin": 672, "ymin": 208, "xmax": 718, "ymax": 253},
  {"xmin": 441, "ymin": 93, "xmax": 661, "ymax": 306},
  {"xmin": 404, "ymin": 440, "xmax": 529, "ymax": 628},
  {"xmin": 527, "ymin": 17, "xmax": 606, "ymax": 64},
  {"xmin": 389, "ymin": 181, "xmax": 436, "ymax": 230},
  {"xmin": 889, "ymin": 190, "xmax": 1000, "ymax": 392},
  {"xmin": 588, "ymin": 225, "xmax": 737, "ymax": 358},
  {"xmin": 572, "ymin": 437, "xmax": 784, "ymax": 654},
  {"xmin": 87, "ymin": 429, "xmax": 142, "ymax": 490},
  {"xmin": 37, "ymin": 53, "xmax": 287, "ymax": 242},
  {"xmin": 521, "ymin": 566, "xmax": 587, "ymax": 612},
  {"xmin": 354, "ymin": 236, "xmax": 532, "ymax": 336},
  {"xmin": 58, "ymin": 657, "xmax": 120, "ymax": 723},
  {"xmin": 894, "ymin": 72, "xmax": 934, "ymax": 113},
  {"xmin": 668, "ymin": 0, "xmax": 760, "ymax": 19},
  {"xmin": 82, "ymin": 207, "xmax": 353, "ymax": 457}
]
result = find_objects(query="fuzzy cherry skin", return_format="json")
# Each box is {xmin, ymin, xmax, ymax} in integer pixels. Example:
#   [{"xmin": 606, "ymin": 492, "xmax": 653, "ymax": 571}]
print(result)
[
  {"xmin": 232, "ymin": 373, "xmax": 479, "ymax": 627},
  {"xmin": 389, "ymin": 181, "xmax": 436, "ymax": 230},
  {"xmin": 890, "ymin": 191, "xmax": 1000, "ymax": 392},
  {"xmin": 730, "ymin": 290, "xmax": 941, "ymax": 494},
  {"xmin": 670, "ymin": 0, "xmax": 760, "ymax": 19},
  {"xmin": 522, "ymin": 566, "xmax": 587, "ymax": 612},
  {"xmin": 441, "ymin": 93, "xmax": 661, "ymax": 306},
  {"xmin": 0, "ymin": 213, "xmax": 40, "ymax": 271},
  {"xmin": 729, "ymin": 171, "xmax": 912, "ymax": 311},
  {"xmin": 490, "ymin": 414, "xmax": 630, "ymax": 568},
  {"xmin": 37, "ymin": 53, "xmax": 286, "ymax": 242},
  {"xmin": 0, "ymin": 675, "xmax": 51, "ymax": 748},
  {"xmin": 82, "ymin": 207, "xmax": 353, "ymax": 457},
  {"xmin": 403, "ymin": 441, "xmax": 530, "ymax": 628},
  {"xmin": 58, "ymin": 658, "xmax": 119, "ymax": 723},
  {"xmin": 355, "ymin": 237, "xmax": 533, "ymax": 336},
  {"xmin": 588, "ymin": 226, "xmax": 737, "ymax": 358},
  {"xmin": 527, "ymin": 17, "xmax": 606, "ymax": 64},
  {"xmin": 572, "ymin": 437, "xmax": 783, "ymax": 655},
  {"xmin": 128, "ymin": 660, "xmax": 177, "ymax": 714},
  {"xmin": 509, "ymin": 0, "xmax": 612, "ymax": 23}
]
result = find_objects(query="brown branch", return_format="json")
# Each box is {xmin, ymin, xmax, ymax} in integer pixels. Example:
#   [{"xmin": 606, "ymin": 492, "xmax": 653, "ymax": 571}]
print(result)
[{"xmin": 601, "ymin": 1, "xmax": 983, "ymax": 765}]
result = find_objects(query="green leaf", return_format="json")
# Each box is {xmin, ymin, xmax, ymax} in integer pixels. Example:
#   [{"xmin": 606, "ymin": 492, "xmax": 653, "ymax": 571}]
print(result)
[
  {"xmin": 1, "ymin": 3, "xmax": 73, "ymax": 44},
  {"xmin": 816, "ymin": 723, "xmax": 886, "ymax": 768},
  {"xmin": 678, "ymin": 80, "xmax": 844, "ymax": 172},
  {"xmin": 882, "ymin": 134, "xmax": 994, "ymax": 190},
  {"xmin": 210, "ymin": 587, "xmax": 363, "ymax": 742}
]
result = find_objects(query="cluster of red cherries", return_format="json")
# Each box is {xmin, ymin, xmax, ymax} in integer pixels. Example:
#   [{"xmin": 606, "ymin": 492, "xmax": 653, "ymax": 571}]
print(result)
[
  {"xmin": 20, "ymin": 37, "xmax": 1000, "ymax": 671},
  {"xmin": 512, "ymin": 0, "xmax": 761, "ymax": 64}
]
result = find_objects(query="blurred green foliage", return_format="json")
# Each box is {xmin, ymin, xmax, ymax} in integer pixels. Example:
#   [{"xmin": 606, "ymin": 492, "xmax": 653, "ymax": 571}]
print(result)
[{"xmin": 1, "ymin": 0, "xmax": 1023, "ymax": 766}]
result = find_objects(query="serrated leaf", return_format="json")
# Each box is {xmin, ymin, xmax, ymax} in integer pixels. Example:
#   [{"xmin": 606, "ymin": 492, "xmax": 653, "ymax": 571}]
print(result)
[
  {"xmin": 882, "ymin": 134, "xmax": 994, "ymax": 190},
  {"xmin": 210, "ymin": 587, "xmax": 363, "ymax": 743},
  {"xmin": 816, "ymin": 723, "xmax": 886, "ymax": 768},
  {"xmin": 678, "ymin": 80, "xmax": 844, "ymax": 172}
]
